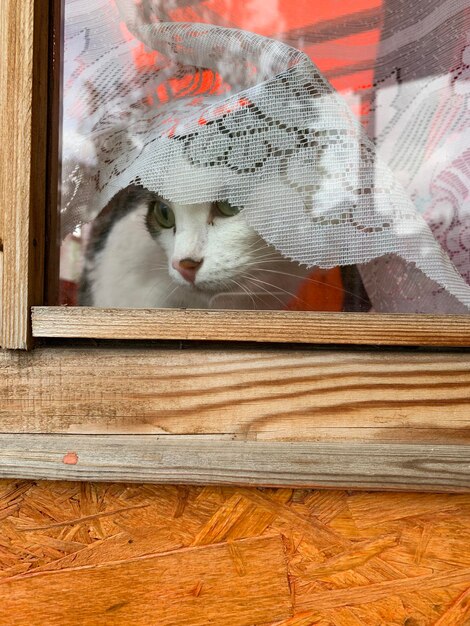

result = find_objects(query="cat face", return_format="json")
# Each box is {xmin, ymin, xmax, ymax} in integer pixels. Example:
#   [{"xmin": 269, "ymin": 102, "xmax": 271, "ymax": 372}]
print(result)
[
  {"xmin": 145, "ymin": 197, "xmax": 265, "ymax": 291},
  {"xmin": 82, "ymin": 184, "xmax": 314, "ymax": 310},
  {"xmin": 141, "ymin": 191, "xmax": 309, "ymax": 309}
]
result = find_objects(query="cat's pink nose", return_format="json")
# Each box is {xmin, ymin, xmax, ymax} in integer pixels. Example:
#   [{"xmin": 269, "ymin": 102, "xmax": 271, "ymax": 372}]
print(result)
[{"xmin": 172, "ymin": 257, "xmax": 203, "ymax": 283}]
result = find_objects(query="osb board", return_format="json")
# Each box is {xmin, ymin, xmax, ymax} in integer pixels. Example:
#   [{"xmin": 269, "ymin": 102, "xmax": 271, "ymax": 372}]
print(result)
[
  {"xmin": 1, "ymin": 342, "xmax": 470, "ymax": 490},
  {"xmin": 1, "ymin": 481, "xmax": 470, "ymax": 625}
]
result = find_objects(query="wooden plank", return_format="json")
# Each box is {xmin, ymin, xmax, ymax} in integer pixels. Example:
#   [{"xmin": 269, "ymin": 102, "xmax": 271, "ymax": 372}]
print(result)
[
  {"xmin": 43, "ymin": 0, "xmax": 62, "ymax": 306},
  {"xmin": 0, "ymin": 435, "xmax": 469, "ymax": 491},
  {"xmin": 1, "ymin": 343, "xmax": 469, "ymax": 489},
  {"xmin": 0, "ymin": 250, "xmax": 3, "ymax": 346},
  {"xmin": 32, "ymin": 307, "xmax": 470, "ymax": 346},
  {"xmin": 1, "ymin": 344, "xmax": 470, "ymax": 445},
  {"xmin": 0, "ymin": 535, "xmax": 292, "ymax": 625},
  {"xmin": 0, "ymin": 0, "xmax": 49, "ymax": 349}
]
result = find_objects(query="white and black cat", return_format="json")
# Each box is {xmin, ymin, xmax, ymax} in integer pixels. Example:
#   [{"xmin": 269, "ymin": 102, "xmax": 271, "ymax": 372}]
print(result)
[{"xmin": 79, "ymin": 185, "xmax": 313, "ymax": 309}]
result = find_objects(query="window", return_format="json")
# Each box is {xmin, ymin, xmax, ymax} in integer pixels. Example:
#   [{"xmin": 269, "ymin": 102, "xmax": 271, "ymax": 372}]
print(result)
[
  {"xmin": 40, "ymin": 0, "xmax": 470, "ymax": 344},
  {"xmin": 59, "ymin": 0, "xmax": 375, "ymax": 316},
  {"xmin": 1, "ymin": 0, "xmax": 469, "ymax": 490}
]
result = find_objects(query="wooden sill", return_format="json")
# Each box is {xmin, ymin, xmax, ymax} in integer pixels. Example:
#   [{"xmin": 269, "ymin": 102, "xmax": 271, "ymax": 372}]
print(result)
[{"xmin": 32, "ymin": 307, "xmax": 470, "ymax": 346}]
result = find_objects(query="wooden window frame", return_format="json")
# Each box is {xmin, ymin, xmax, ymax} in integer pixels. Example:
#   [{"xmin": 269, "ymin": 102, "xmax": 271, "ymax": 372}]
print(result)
[{"xmin": 1, "ymin": 0, "xmax": 469, "ymax": 491}]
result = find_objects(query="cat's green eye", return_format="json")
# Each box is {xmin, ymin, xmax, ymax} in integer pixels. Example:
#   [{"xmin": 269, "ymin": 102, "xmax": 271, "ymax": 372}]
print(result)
[
  {"xmin": 152, "ymin": 200, "xmax": 175, "ymax": 229},
  {"xmin": 215, "ymin": 200, "xmax": 240, "ymax": 217}
]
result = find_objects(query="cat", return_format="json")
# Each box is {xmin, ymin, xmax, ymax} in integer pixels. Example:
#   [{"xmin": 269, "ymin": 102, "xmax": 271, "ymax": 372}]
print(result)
[{"xmin": 79, "ymin": 185, "xmax": 313, "ymax": 309}]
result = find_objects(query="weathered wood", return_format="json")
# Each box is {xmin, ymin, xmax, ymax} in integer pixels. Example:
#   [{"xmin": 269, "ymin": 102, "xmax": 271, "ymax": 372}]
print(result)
[
  {"xmin": 1, "ymin": 343, "xmax": 469, "ymax": 488},
  {"xmin": 0, "ymin": 0, "xmax": 49, "ymax": 349},
  {"xmin": 0, "ymin": 535, "xmax": 292, "ymax": 625},
  {"xmin": 32, "ymin": 307, "xmax": 470, "ymax": 346},
  {"xmin": 0, "ymin": 251, "xmax": 3, "ymax": 345},
  {"xmin": 43, "ymin": 0, "xmax": 62, "ymax": 306},
  {"xmin": 1, "ymin": 344, "xmax": 470, "ymax": 445},
  {"xmin": 0, "ymin": 435, "xmax": 469, "ymax": 491}
]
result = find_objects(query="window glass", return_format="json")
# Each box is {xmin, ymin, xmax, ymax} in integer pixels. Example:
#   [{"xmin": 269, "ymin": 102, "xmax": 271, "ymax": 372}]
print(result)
[{"xmin": 59, "ymin": 0, "xmax": 470, "ymax": 314}]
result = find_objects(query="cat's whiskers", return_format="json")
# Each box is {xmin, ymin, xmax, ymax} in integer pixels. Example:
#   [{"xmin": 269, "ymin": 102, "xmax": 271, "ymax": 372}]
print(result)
[
  {"xmin": 159, "ymin": 282, "xmax": 183, "ymax": 306},
  {"xmin": 226, "ymin": 278, "xmax": 258, "ymax": 310},
  {"xmin": 112, "ymin": 261, "xmax": 169, "ymax": 285},
  {"xmin": 243, "ymin": 238, "xmax": 271, "ymax": 252},
  {"xmin": 215, "ymin": 275, "xmax": 265, "ymax": 310},
  {"xmin": 242, "ymin": 273, "xmax": 298, "ymax": 308},
  {"xmin": 244, "ymin": 278, "xmax": 292, "ymax": 309},
  {"xmin": 251, "ymin": 254, "xmax": 283, "ymax": 263},
  {"xmin": 240, "ymin": 258, "xmax": 295, "ymax": 269},
  {"xmin": 255, "ymin": 267, "xmax": 370, "ymax": 306},
  {"xmin": 138, "ymin": 279, "xmax": 165, "ymax": 306},
  {"xmin": 134, "ymin": 265, "xmax": 181, "ymax": 306},
  {"xmin": 132, "ymin": 262, "xmax": 169, "ymax": 273},
  {"xmin": 237, "ymin": 239, "xmax": 276, "ymax": 256},
  {"xmin": 246, "ymin": 245, "xmax": 279, "ymax": 257}
]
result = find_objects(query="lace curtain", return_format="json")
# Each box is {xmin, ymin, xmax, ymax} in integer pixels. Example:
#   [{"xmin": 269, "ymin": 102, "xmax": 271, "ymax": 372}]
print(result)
[{"xmin": 61, "ymin": 0, "xmax": 470, "ymax": 313}]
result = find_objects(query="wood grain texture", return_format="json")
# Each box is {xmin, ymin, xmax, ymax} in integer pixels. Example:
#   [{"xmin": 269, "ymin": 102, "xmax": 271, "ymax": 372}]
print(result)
[
  {"xmin": 32, "ymin": 307, "xmax": 470, "ymax": 346},
  {"xmin": 1, "ymin": 481, "xmax": 470, "ymax": 625},
  {"xmin": 0, "ymin": 435, "xmax": 469, "ymax": 491},
  {"xmin": 43, "ymin": 0, "xmax": 62, "ymax": 306},
  {"xmin": 0, "ymin": 0, "xmax": 49, "ymax": 349},
  {"xmin": 1, "ymin": 343, "xmax": 470, "ymax": 444},
  {"xmin": 0, "ymin": 251, "xmax": 3, "ymax": 345},
  {"xmin": 1, "ymin": 343, "xmax": 469, "ymax": 489}
]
